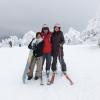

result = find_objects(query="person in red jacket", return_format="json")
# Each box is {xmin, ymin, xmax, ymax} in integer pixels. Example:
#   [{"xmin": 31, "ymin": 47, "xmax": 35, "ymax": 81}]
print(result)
[{"xmin": 41, "ymin": 24, "xmax": 52, "ymax": 79}]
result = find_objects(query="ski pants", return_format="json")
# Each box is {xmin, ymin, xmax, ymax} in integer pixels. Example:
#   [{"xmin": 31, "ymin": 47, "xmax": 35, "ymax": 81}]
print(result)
[
  {"xmin": 28, "ymin": 56, "xmax": 43, "ymax": 78},
  {"xmin": 51, "ymin": 54, "xmax": 67, "ymax": 72},
  {"xmin": 42, "ymin": 53, "xmax": 51, "ymax": 71}
]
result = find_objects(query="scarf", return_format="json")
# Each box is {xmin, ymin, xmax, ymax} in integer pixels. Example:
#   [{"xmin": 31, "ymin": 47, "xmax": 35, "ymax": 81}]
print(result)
[{"xmin": 32, "ymin": 38, "xmax": 43, "ymax": 46}]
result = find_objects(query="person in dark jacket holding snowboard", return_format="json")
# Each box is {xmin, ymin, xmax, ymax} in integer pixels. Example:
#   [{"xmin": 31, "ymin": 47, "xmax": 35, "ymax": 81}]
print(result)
[{"xmin": 27, "ymin": 32, "xmax": 44, "ymax": 83}]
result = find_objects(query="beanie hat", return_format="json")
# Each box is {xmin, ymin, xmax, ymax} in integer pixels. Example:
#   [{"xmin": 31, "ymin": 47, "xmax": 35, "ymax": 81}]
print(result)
[
  {"xmin": 42, "ymin": 24, "xmax": 48, "ymax": 28},
  {"xmin": 54, "ymin": 23, "xmax": 61, "ymax": 28},
  {"xmin": 41, "ymin": 24, "xmax": 49, "ymax": 32}
]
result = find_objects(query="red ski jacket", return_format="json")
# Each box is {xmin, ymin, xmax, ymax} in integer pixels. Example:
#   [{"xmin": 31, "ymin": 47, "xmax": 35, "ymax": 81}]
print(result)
[{"xmin": 41, "ymin": 32, "xmax": 52, "ymax": 54}]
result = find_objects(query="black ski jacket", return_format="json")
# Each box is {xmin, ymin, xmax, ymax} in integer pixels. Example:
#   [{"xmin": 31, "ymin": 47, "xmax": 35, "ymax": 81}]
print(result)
[
  {"xmin": 28, "ymin": 40, "xmax": 44, "ymax": 57},
  {"xmin": 51, "ymin": 31, "xmax": 65, "ymax": 57}
]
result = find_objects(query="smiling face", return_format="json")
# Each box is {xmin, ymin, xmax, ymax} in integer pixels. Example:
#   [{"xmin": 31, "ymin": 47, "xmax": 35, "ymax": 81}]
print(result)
[
  {"xmin": 54, "ymin": 27, "xmax": 60, "ymax": 32},
  {"xmin": 36, "ymin": 32, "xmax": 42, "ymax": 39},
  {"xmin": 43, "ymin": 29, "xmax": 48, "ymax": 34},
  {"xmin": 36, "ymin": 34, "xmax": 41, "ymax": 39},
  {"xmin": 42, "ymin": 27, "xmax": 49, "ymax": 34}
]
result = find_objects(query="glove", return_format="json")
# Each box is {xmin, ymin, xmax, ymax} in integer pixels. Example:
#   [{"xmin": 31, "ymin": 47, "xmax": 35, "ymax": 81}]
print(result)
[{"xmin": 60, "ymin": 44, "xmax": 63, "ymax": 47}]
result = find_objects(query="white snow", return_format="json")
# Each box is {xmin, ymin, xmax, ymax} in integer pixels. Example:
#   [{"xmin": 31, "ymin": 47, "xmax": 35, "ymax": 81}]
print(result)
[{"xmin": 0, "ymin": 45, "xmax": 100, "ymax": 100}]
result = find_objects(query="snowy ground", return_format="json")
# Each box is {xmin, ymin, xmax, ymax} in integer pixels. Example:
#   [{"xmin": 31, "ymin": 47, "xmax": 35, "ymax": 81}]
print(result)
[{"xmin": 0, "ymin": 45, "xmax": 100, "ymax": 100}]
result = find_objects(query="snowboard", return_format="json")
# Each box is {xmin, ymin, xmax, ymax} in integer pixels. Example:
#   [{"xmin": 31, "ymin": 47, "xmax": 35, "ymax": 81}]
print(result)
[{"xmin": 22, "ymin": 50, "xmax": 33, "ymax": 84}]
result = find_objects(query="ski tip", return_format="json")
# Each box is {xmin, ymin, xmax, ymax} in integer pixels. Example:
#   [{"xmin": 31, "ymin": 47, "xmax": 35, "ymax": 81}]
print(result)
[
  {"xmin": 47, "ymin": 81, "xmax": 54, "ymax": 85},
  {"xmin": 70, "ymin": 82, "xmax": 74, "ymax": 85}
]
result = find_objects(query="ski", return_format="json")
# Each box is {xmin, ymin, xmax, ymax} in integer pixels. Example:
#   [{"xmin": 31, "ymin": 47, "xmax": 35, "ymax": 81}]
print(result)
[
  {"xmin": 47, "ymin": 72, "xmax": 73, "ymax": 85},
  {"xmin": 47, "ymin": 73, "xmax": 56, "ymax": 85},
  {"xmin": 63, "ymin": 72, "xmax": 74, "ymax": 85}
]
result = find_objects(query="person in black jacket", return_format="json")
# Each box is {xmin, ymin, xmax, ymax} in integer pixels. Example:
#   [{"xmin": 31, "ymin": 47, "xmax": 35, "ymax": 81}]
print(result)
[
  {"xmin": 50, "ymin": 24, "xmax": 73, "ymax": 85},
  {"xmin": 51, "ymin": 24, "xmax": 67, "ymax": 73},
  {"xmin": 27, "ymin": 32, "xmax": 44, "ymax": 80}
]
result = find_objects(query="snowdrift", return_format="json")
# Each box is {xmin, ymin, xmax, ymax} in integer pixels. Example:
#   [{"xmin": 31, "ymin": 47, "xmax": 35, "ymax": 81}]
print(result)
[{"xmin": 0, "ymin": 45, "xmax": 100, "ymax": 100}]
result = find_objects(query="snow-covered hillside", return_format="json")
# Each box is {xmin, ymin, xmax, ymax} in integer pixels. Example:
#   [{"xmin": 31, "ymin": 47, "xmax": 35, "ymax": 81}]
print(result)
[{"xmin": 0, "ymin": 45, "xmax": 100, "ymax": 100}]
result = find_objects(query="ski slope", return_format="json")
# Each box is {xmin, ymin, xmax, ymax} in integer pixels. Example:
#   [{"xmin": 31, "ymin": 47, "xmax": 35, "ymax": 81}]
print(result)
[{"xmin": 0, "ymin": 45, "xmax": 100, "ymax": 100}]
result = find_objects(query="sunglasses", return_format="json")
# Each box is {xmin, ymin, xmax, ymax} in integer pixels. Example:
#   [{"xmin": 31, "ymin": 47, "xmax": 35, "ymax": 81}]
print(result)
[{"xmin": 43, "ymin": 27, "xmax": 49, "ymax": 30}]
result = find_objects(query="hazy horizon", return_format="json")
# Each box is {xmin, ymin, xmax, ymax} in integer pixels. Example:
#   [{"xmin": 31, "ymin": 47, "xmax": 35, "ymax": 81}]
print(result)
[{"xmin": 0, "ymin": 0, "xmax": 100, "ymax": 36}]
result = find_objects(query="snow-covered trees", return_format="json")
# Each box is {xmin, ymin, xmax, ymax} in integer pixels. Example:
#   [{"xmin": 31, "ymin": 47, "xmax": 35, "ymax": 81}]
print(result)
[
  {"xmin": 21, "ymin": 31, "xmax": 35, "ymax": 46},
  {"xmin": 64, "ymin": 7, "xmax": 100, "ymax": 45},
  {"xmin": 0, "ymin": 31, "xmax": 36, "ymax": 47},
  {"xmin": 1, "ymin": 36, "xmax": 19, "ymax": 47},
  {"xmin": 81, "ymin": 8, "xmax": 100, "ymax": 44},
  {"xmin": 64, "ymin": 28, "xmax": 83, "ymax": 45},
  {"xmin": 8, "ymin": 36, "xmax": 19, "ymax": 46},
  {"xmin": 1, "ymin": 9, "xmax": 100, "ymax": 47}
]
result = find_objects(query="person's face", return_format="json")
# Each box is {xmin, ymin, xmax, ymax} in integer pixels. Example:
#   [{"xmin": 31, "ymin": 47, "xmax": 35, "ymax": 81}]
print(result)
[
  {"xmin": 43, "ymin": 29, "xmax": 48, "ymax": 34},
  {"xmin": 54, "ymin": 27, "xmax": 60, "ymax": 32},
  {"xmin": 37, "ymin": 34, "xmax": 41, "ymax": 39}
]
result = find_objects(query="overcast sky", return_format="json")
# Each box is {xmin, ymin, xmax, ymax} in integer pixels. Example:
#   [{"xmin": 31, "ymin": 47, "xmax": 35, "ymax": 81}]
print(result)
[{"xmin": 0, "ymin": 0, "xmax": 100, "ymax": 35}]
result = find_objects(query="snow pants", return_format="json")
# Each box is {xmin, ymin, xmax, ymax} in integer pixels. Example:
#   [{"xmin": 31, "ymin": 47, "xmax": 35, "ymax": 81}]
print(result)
[
  {"xmin": 28, "ymin": 56, "xmax": 43, "ymax": 78},
  {"xmin": 51, "ymin": 54, "xmax": 67, "ymax": 72}
]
